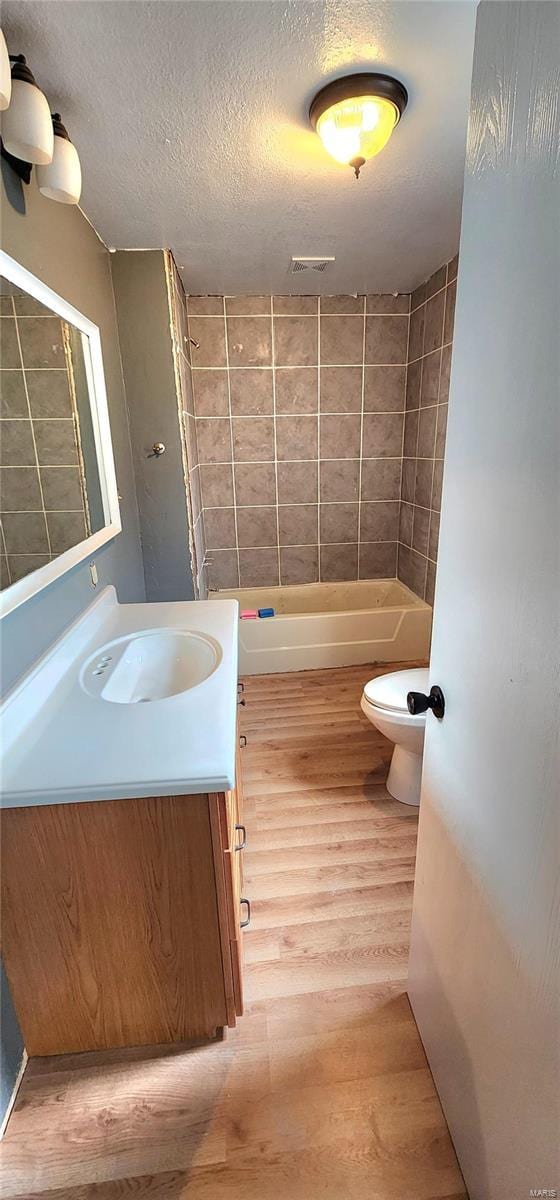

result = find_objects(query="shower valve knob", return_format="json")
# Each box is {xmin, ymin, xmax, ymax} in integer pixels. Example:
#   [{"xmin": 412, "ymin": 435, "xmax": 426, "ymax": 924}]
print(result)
[{"xmin": 407, "ymin": 685, "xmax": 445, "ymax": 719}]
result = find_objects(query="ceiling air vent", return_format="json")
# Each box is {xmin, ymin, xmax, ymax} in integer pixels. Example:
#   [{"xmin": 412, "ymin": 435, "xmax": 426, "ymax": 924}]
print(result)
[{"xmin": 290, "ymin": 256, "xmax": 335, "ymax": 274}]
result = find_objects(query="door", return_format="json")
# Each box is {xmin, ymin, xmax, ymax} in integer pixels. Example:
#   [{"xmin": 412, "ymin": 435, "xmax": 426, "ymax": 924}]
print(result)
[{"xmin": 408, "ymin": 4, "xmax": 559, "ymax": 1199}]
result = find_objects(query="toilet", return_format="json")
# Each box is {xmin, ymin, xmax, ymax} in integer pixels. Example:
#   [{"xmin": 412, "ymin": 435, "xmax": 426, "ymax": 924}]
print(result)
[{"xmin": 361, "ymin": 667, "xmax": 429, "ymax": 807}]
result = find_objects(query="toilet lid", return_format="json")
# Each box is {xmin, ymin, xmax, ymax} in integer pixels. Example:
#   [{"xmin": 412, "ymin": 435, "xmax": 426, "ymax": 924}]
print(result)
[{"xmin": 363, "ymin": 668, "xmax": 429, "ymax": 713}]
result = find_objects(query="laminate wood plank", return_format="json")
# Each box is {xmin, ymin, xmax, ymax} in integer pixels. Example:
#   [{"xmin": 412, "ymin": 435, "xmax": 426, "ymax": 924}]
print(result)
[
  {"xmin": 244, "ymin": 833, "xmax": 418, "ymax": 874},
  {"xmin": 246, "ymin": 907, "xmax": 412, "ymax": 961},
  {"xmin": 247, "ymin": 881, "xmax": 415, "ymax": 930},
  {"xmin": 249, "ymin": 814, "xmax": 417, "ymax": 846},
  {"xmin": 243, "ymin": 856, "xmax": 417, "ymax": 899},
  {"xmin": 1, "ymin": 660, "xmax": 465, "ymax": 1200}
]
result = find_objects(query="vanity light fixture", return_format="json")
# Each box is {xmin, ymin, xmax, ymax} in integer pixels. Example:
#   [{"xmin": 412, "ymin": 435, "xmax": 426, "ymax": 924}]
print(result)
[
  {"xmin": 0, "ymin": 30, "xmax": 11, "ymax": 110},
  {"xmin": 37, "ymin": 113, "xmax": 82, "ymax": 204},
  {"xmin": 0, "ymin": 44, "xmax": 82, "ymax": 204},
  {"xmin": 1, "ymin": 54, "xmax": 53, "ymax": 164},
  {"xmin": 309, "ymin": 72, "xmax": 408, "ymax": 179}
]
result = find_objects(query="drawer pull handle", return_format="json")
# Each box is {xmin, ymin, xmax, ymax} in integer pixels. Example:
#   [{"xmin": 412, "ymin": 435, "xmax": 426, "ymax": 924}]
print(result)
[
  {"xmin": 238, "ymin": 696, "xmax": 246, "ymax": 707},
  {"xmin": 237, "ymin": 682, "xmax": 245, "ymax": 694},
  {"xmin": 235, "ymin": 824, "xmax": 246, "ymax": 851},
  {"xmin": 239, "ymin": 734, "xmax": 247, "ymax": 747},
  {"xmin": 240, "ymin": 898, "xmax": 251, "ymax": 929}
]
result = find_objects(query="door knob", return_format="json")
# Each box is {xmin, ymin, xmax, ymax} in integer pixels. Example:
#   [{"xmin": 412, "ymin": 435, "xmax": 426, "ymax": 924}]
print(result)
[{"xmin": 407, "ymin": 685, "xmax": 445, "ymax": 719}]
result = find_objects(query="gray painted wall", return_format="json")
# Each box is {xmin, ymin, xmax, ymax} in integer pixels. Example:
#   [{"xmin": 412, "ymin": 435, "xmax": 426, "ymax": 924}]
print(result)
[
  {"xmin": 1, "ymin": 174, "xmax": 145, "ymax": 1125},
  {"xmin": 112, "ymin": 252, "xmax": 194, "ymax": 601},
  {"xmin": 1, "ymin": 176, "xmax": 145, "ymax": 691}
]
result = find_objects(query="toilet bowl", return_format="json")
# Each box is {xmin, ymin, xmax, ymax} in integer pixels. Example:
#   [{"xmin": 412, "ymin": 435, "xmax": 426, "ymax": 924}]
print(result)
[{"xmin": 361, "ymin": 667, "xmax": 429, "ymax": 806}]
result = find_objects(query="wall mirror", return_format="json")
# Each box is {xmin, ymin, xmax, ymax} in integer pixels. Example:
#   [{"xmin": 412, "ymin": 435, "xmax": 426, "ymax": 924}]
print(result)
[{"xmin": 0, "ymin": 251, "xmax": 121, "ymax": 617}]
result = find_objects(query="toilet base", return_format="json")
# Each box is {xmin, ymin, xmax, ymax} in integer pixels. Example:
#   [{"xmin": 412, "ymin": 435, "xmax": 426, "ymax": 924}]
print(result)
[{"xmin": 387, "ymin": 745, "xmax": 423, "ymax": 807}]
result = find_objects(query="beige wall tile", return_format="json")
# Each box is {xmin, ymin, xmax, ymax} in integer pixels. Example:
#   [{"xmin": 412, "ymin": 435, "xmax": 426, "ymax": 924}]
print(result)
[
  {"xmin": 360, "ymin": 501, "xmax": 400, "ymax": 542},
  {"xmin": 237, "ymin": 506, "xmax": 277, "ymax": 548},
  {"xmin": 278, "ymin": 504, "xmax": 318, "ymax": 546},
  {"xmin": 230, "ymin": 369, "xmax": 273, "ymax": 416},
  {"xmin": 188, "ymin": 316, "xmax": 227, "ymax": 367},
  {"xmin": 360, "ymin": 459, "xmax": 401, "ymax": 501},
  {"xmin": 239, "ymin": 547, "xmax": 279, "ymax": 587},
  {"xmin": 365, "ymin": 316, "xmax": 408, "ymax": 365},
  {"xmin": 274, "ymin": 316, "xmax": 318, "ymax": 366},
  {"xmin": 320, "ymin": 315, "xmax": 364, "ymax": 365},
  {"xmin": 232, "ymin": 416, "xmax": 274, "ymax": 461},
  {"xmin": 320, "ymin": 459, "xmax": 359, "ymax": 502},
  {"xmin": 226, "ymin": 296, "xmax": 270, "ymax": 316},
  {"xmin": 320, "ymin": 543, "xmax": 358, "ymax": 582},
  {"xmin": 275, "ymin": 367, "xmax": 318, "ymax": 414},
  {"xmin": 276, "ymin": 414, "xmax": 318, "ymax": 461},
  {"xmin": 187, "ymin": 296, "xmax": 224, "ymax": 316},
  {"xmin": 234, "ymin": 461, "xmax": 276, "ymax": 507},
  {"xmin": 362, "ymin": 412, "xmax": 404, "ymax": 458},
  {"xmin": 320, "ymin": 295, "xmax": 364, "ymax": 315},
  {"xmin": 227, "ymin": 316, "xmax": 272, "ymax": 366},
  {"xmin": 192, "ymin": 370, "xmax": 229, "ymax": 416},
  {"xmin": 196, "ymin": 417, "xmax": 232, "ymax": 464},
  {"xmin": 200, "ymin": 463, "xmax": 234, "ymax": 507},
  {"xmin": 363, "ymin": 365, "xmax": 406, "ymax": 412},
  {"xmin": 203, "ymin": 507, "xmax": 237, "ymax": 550},
  {"xmin": 320, "ymin": 366, "xmax": 362, "ymax": 413},
  {"xmin": 320, "ymin": 413, "xmax": 361, "ymax": 459},
  {"xmin": 320, "ymin": 502, "xmax": 358, "ymax": 544},
  {"xmin": 277, "ymin": 460, "xmax": 318, "ymax": 503},
  {"xmin": 273, "ymin": 296, "xmax": 318, "ymax": 315},
  {"xmin": 366, "ymin": 294, "xmax": 410, "ymax": 314},
  {"xmin": 359, "ymin": 541, "xmax": 398, "ymax": 579},
  {"xmin": 280, "ymin": 545, "xmax": 318, "ymax": 584},
  {"xmin": 207, "ymin": 548, "xmax": 239, "ymax": 589}
]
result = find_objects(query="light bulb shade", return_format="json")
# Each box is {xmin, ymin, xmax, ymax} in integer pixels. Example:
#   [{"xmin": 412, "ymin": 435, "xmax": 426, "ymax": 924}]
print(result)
[
  {"xmin": 0, "ymin": 30, "xmax": 11, "ymax": 111},
  {"xmin": 310, "ymin": 73, "xmax": 408, "ymax": 175},
  {"xmin": 1, "ymin": 69, "xmax": 54, "ymax": 164},
  {"xmin": 37, "ymin": 122, "xmax": 81, "ymax": 204}
]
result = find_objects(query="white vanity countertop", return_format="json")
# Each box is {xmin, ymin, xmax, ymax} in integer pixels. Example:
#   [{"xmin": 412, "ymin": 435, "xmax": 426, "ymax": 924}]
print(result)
[{"xmin": 1, "ymin": 587, "xmax": 239, "ymax": 808}]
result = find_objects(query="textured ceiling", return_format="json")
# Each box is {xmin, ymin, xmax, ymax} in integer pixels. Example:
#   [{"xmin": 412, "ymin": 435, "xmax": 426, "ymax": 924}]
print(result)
[{"xmin": 2, "ymin": 1, "xmax": 476, "ymax": 295}]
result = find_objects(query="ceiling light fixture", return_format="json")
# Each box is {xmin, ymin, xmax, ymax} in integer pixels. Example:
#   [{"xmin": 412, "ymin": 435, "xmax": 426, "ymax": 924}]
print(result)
[
  {"xmin": 0, "ymin": 41, "xmax": 82, "ymax": 204},
  {"xmin": 309, "ymin": 72, "xmax": 408, "ymax": 179}
]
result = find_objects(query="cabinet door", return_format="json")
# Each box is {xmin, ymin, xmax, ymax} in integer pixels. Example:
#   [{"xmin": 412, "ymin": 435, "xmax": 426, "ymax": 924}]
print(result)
[{"xmin": 208, "ymin": 787, "xmax": 245, "ymax": 1020}]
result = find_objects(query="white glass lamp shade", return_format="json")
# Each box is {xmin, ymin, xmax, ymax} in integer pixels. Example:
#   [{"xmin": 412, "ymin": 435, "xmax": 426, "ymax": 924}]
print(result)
[
  {"xmin": 37, "ymin": 131, "xmax": 82, "ymax": 204},
  {"xmin": 0, "ymin": 30, "xmax": 11, "ymax": 111},
  {"xmin": 1, "ymin": 76, "xmax": 54, "ymax": 164}
]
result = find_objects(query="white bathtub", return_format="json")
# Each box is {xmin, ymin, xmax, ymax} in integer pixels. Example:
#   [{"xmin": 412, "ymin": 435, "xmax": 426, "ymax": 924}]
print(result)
[{"xmin": 210, "ymin": 579, "xmax": 431, "ymax": 675}]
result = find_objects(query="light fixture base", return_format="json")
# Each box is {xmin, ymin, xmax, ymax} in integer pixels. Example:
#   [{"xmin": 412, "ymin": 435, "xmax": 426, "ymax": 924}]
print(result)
[{"xmin": 309, "ymin": 72, "xmax": 408, "ymax": 130}]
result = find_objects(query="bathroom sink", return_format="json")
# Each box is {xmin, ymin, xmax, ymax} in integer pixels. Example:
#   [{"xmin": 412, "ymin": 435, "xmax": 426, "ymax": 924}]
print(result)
[{"xmin": 80, "ymin": 629, "xmax": 221, "ymax": 704}]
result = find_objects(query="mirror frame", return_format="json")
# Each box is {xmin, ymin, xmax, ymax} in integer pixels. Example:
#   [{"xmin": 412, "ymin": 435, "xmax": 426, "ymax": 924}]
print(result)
[{"xmin": 0, "ymin": 251, "xmax": 121, "ymax": 617}]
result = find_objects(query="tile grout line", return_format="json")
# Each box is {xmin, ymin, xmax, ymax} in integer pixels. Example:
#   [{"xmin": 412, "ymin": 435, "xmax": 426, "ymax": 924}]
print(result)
[
  {"xmin": 356, "ymin": 295, "xmax": 366, "ymax": 581},
  {"xmin": 398, "ymin": 298, "xmax": 413, "ymax": 582},
  {"xmin": 317, "ymin": 297, "xmax": 321, "ymax": 581},
  {"xmin": 270, "ymin": 296, "xmax": 281, "ymax": 585},
  {"xmin": 426, "ymin": 273, "xmax": 448, "ymax": 580},
  {"xmin": 222, "ymin": 297, "xmax": 241, "ymax": 589},
  {"xmin": 11, "ymin": 302, "xmax": 54, "ymax": 562}
]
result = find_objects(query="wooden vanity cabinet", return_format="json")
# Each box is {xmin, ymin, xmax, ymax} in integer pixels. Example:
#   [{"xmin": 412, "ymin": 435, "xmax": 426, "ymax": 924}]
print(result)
[{"xmin": 1, "ymin": 776, "xmax": 246, "ymax": 1057}]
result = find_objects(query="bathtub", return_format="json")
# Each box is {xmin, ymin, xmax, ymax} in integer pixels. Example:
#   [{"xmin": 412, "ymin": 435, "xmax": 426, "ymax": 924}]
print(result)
[{"xmin": 210, "ymin": 579, "xmax": 431, "ymax": 675}]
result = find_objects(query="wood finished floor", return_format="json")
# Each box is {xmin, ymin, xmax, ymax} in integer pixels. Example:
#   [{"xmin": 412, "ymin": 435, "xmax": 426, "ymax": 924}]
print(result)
[{"xmin": 0, "ymin": 663, "xmax": 466, "ymax": 1200}]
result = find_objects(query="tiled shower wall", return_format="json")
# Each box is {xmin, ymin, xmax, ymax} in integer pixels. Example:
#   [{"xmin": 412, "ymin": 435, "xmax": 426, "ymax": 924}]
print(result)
[
  {"xmin": 398, "ymin": 255, "xmax": 457, "ymax": 604},
  {"xmin": 186, "ymin": 293, "xmax": 411, "ymax": 590},
  {"xmin": 0, "ymin": 291, "xmax": 90, "ymax": 587}
]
